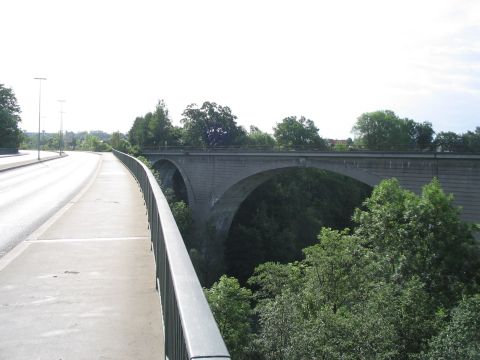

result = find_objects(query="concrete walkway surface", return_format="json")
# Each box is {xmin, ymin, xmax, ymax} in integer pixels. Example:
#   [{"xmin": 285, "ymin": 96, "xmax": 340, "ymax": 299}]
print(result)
[
  {"xmin": 0, "ymin": 153, "xmax": 164, "ymax": 359},
  {"xmin": 0, "ymin": 150, "xmax": 62, "ymax": 172}
]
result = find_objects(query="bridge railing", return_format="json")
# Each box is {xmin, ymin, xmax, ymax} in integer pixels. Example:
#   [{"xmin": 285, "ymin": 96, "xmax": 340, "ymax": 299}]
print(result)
[
  {"xmin": 141, "ymin": 145, "xmax": 480, "ymax": 154},
  {"xmin": 113, "ymin": 149, "xmax": 230, "ymax": 360}
]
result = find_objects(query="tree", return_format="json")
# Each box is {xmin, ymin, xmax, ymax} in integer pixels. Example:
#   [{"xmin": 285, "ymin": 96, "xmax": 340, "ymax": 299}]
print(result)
[
  {"xmin": 434, "ymin": 131, "xmax": 464, "ymax": 152},
  {"xmin": 246, "ymin": 126, "xmax": 276, "ymax": 147},
  {"xmin": 181, "ymin": 102, "xmax": 247, "ymax": 147},
  {"xmin": 128, "ymin": 100, "xmax": 180, "ymax": 149},
  {"xmin": 353, "ymin": 178, "xmax": 480, "ymax": 308},
  {"xmin": 434, "ymin": 128, "xmax": 480, "ymax": 153},
  {"xmin": 462, "ymin": 127, "xmax": 480, "ymax": 152},
  {"xmin": 273, "ymin": 116, "xmax": 327, "ymax": 149},
  {"xmin": 412, "ymin": 121, "xmax": 435, "ymax": 150},
  {"xmin": 205, "ymin": 275, "xmax": 253, "ymax": 359},
  {"xmin": 109, "ymin": 131, "xmax": 131, "ymax": 153},
  {"xmin": 421, "ymin": 294, "xmax": 480, "ymax": 359},
  {"xmin": 248, "ymin": 232, "xmax": 401, "ymax": 359},
  {"xmin": 129, "ymin": 116, "xmax": 148, "ymax": 148},
  {"xmin": 80, "ymin": 134, "xmax": 110, "ymax": 151},
  {"xmin": 352, "ymin": 110, "xmax": 434, "ymax": 151},
  {"xmin": 170, "ymin": 201, "xmax": 192, "ymax": 239},
  {"xmin": 0, "ymin": 84, "xmax": 22, "ymax": 148},
  {"xmin": 216, "ymin": 177, "xmax": 480, "ymax": 359}
]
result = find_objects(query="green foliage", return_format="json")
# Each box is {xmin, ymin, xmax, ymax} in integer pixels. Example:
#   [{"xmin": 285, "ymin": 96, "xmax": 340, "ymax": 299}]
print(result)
[
  {"xmin": 353, "ymin": 178, "xmax": 480, "ymax": 307},
  {"xmin": 204, "ymin": 275, "xmax": 253, "ymax": 359},
  {"xmin": 434, "ymin": 131, "xmax": 463, "ymax": 152},
  {"xmin": 462, "ymin": 127, "xmax": 480, "ymax": 152},
  {"xmin": 170, "ymin": 201, "xmax": 192, "ymax": 237},
  {"xmin": 215, "ymin": 177, "xmax": 480, "ymax": 359},
  {"xmin": 273, "ymin": 116, "xmax": 328, "ymax": 149},
  {"xmin": 0, "ymin": 84, "xmax": 22, "ymax": 148},
  {"xmin": 413, "ymin": 121, "xmax": 436, "ymax": 150},
  {"xmin": 303, "ymin": 229, "xmax": 373, "ymax": 313},
  {"xmin": 246, "ymin": 126, "xmax": 276, "ymax": 147},
  {"xmin": 129, "ymin": 100, "xmax": 181, "ymax": 148},
  {"xmin": 248, "ymin": 230, "xmax": 400, "ymax": 359},
  {"xmin": 109, "ymin": 131, "xmax": 132, "ymax": 153},
  {"xmin": 79, "ymin": 134, "xmax": 111, "ymax": 152},
  {"xmin": 435, "ymin": 128, "xmax": 480, "ymax": 152},
  {"xmin": 420, "ymin": 294, "xmax": 480, "ymax": 359},
  {"xmin": 181, "ymin": 101, "xmax": 247, "ymax": 147},
  {"xmin": 352, "ymin": 110, "xmax": 434, "ymax": 151}
]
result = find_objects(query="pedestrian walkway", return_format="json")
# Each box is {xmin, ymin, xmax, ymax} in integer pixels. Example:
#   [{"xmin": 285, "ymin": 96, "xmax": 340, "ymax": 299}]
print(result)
[
  {"xmin": 0, "ymin": 153, "xmax": 164, "ymax": 359},
  {"xmin": 0, "ymin": 150, "xmax": 62, "ymax": 171}
]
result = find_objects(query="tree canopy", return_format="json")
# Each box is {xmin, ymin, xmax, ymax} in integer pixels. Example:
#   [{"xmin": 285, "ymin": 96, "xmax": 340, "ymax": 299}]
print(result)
[
  {"xmin": 129, "ymin": 100, "xmax": 181, "ymax": 149},
  {"xmin": 204, "ymin": 275, "xmax": 253, "ymax": 359},
  {"xmin": 208, "ymin": 178, "xmax": 480, "ymax": 359},
  {"xmin": 181, "ymin": 102, "xmax": 247, "ymax": 147},
  {"xmin": 273, "ymin": 116, "xmax": 328, "ymax": 149},
  {"xmin": 435, "ymin": 128, "xmax": 480, "ymax": 152},
  {"xmin": 352, "ymin": 110, "xmax": 435, "ymax": 151},
  {"xmin": 245, "ymin": 126, "xmax": 276, "ymax": 147},
  {"xmin": 0, "ymin": 83, "xmax": 22, "ymax": 148}
]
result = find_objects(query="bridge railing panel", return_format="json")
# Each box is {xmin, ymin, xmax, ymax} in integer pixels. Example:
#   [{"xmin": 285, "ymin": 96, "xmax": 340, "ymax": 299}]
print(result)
[{"xmin": 113, "ymin": 149, "xmax": 230, "ymax": 360}]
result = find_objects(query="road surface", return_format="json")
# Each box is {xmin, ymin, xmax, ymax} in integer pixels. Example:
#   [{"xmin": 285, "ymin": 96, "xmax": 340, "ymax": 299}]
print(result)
[{"xmin": 0, "ymin": 152, "xmax": 101, "ymax": 257}]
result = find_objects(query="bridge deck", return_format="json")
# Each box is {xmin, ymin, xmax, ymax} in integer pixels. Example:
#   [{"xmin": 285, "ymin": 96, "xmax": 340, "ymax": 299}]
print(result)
[{"xmin": 0, "ymin": 153, "xmax": 164, "ymax": 359}]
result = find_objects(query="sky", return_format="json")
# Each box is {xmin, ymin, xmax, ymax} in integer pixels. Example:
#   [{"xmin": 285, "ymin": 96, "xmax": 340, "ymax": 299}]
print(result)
[{"xmin": 1, "ymin": 0, "xmax": 479, "ymax": 139}]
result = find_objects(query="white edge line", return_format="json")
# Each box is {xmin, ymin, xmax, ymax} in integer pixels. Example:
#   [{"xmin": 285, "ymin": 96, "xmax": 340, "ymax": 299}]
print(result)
[{"xmin": 0, "ymin": 155, "xmax": 103, "ymax": 271}]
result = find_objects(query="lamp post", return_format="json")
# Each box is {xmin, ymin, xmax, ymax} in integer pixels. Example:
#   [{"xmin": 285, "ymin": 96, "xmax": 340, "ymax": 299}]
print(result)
[
  {"xmin": 58, "ymin": 100, "xmax": 65, "ymax": 155},
  {"xmin": 34, "ymin": 77, "xmax": 47, "ymax": 160}
]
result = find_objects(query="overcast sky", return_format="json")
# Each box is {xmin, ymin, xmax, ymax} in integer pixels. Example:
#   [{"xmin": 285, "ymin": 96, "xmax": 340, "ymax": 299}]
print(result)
[{"xmin": 1, "ymin": 0, "xmax": 479, "ymax": 139}]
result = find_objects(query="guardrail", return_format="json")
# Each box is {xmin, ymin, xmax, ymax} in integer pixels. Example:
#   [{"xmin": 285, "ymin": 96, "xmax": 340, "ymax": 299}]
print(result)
[{"xmin": 113, "ymin": 149, "xmax": 230, "ymax": 360}]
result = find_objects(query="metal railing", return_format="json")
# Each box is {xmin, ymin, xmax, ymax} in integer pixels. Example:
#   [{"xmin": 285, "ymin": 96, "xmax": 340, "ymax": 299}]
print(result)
[{"xmin": 113, "ymin": 149, "xmax": 230, "ymax": 360}]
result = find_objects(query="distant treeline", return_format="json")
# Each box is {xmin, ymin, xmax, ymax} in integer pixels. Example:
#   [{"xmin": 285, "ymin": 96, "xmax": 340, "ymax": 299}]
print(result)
[
  {"xmin": 21, "ymin": 130, "xmax": 127, "ymax": 152},
  {"xmin": 125, "ymin": 101, "xmax": 480, "ymax": 154}
]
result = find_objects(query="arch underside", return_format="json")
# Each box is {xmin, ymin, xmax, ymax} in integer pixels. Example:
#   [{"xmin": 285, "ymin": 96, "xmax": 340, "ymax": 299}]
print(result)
[
  {"xmin": 152, "ymin": 159, "xmax": 195, "ymax": 206},
  {"xmin": 208, "ymin": 161, "xmax": 380, "ymax": 237}
]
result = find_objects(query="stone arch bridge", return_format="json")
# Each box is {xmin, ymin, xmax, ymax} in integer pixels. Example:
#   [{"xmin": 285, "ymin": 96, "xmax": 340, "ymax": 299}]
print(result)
[{"xmin": 144, "ymin": 150, "xmax": 480, "ymax": 244}]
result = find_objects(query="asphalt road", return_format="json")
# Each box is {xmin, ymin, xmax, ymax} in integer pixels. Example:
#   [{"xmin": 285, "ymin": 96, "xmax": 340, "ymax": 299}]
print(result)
[{"xmin": 0, "ymin": 152, "xmax": 101, "ymax": 257}]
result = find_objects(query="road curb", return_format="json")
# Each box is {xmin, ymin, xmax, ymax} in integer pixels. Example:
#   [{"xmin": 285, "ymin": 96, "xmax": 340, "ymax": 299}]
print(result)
[{"xmin": 0, "ymin": 153, "xmax": 67, "ymax": 172}]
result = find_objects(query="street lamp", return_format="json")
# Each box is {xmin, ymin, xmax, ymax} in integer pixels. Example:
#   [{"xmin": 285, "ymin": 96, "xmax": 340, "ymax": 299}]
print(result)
[
  {"xmin": 34, "ymin": 77, "xmax": 47, "ymax": 160},
  {"xmin": 58, "ymin": 100, "xmax": 65, "ymax": 155}
]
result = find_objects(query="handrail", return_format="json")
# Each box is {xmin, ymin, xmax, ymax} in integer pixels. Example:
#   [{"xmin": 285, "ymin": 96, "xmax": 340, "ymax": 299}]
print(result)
[{"xmin": 113, "ymin": 149, "xmax": 230, "ymax": 360}]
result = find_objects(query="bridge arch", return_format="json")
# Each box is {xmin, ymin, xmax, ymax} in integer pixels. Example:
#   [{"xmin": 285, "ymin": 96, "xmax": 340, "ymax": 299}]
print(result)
[
  {"xmin": 152, "ymin": 159, "xmax": 195, "ymax": 207},
  {"xmin": 208, "ymin": 160, "xmax": 380, "ymax": 237}
]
